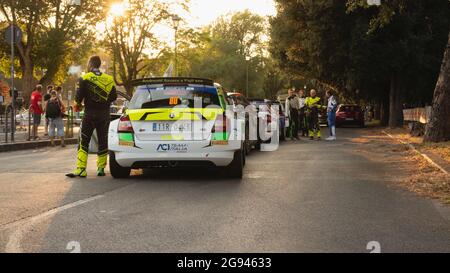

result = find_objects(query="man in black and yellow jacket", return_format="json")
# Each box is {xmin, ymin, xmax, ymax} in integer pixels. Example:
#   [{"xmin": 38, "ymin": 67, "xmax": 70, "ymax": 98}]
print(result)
[
  {"xmin": 66, "ymin": 56, "xmax": 117, "ymax": 178},
  {"xmin": 305, "ymin": 89, "xmax": 323, "ymax": 140}
]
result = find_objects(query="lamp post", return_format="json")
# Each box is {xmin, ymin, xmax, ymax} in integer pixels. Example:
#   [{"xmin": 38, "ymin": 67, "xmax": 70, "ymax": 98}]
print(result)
[
  {"xmin": 172, "ymin": 15, "xmax": 181, "ymax": 77},
  {"xmin": 6, "ymin": 23, "xmax": 21, "ymax": 142},
  {"xmin": 10, "ymin": 23, "xmax": 15, "ymax": 142},
  {"xmin": 245, "ymin": 56, "xmax": 250, "ymax": 97}
]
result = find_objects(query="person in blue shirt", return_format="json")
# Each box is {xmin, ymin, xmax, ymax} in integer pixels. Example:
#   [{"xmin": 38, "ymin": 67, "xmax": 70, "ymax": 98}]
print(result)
[{"xmin": 325, "ymin": 90, "xmax": 338, "ymax": 141}]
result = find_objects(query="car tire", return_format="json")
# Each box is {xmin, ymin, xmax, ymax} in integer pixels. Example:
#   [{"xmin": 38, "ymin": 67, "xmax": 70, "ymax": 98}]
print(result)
[
  {"xmin": 245, "ymin": 122, "xmax": 252, "ymax": 155},
  {"xmin": 109, "ymin": 151, "xmax": 131, "ymax": 179},
  {"xmin": 255, "ymin": 141, "xmax": 261, "ymax": 151},
  {"xmin": 224, "ymin": 148, "xmax": 244, "ymax": 179}
]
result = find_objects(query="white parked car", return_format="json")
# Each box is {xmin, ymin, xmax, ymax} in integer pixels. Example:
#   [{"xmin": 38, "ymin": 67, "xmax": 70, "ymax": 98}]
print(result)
[{"xmin": 108, "ymin": 78, "xmax": 246, "ymax": 179}]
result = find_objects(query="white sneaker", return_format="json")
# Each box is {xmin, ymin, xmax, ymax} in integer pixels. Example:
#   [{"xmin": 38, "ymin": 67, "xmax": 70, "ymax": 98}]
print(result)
[{"xmin": 326, "ymin": 136, "xmax": 336, "ymax": 141}]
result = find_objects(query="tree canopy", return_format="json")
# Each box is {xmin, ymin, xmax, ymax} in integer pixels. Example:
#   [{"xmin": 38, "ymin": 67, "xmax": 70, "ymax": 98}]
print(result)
[
  {"xmin": 148, "ymin": 10, "xmax": 273, "ymax": 97},
  {"xmin": 0, "ymin": 0, "xmax": 106, "ymax": 97},
  {"xmin": 270, "ymin": 0, "xmax": 450, "ymax": 126}
]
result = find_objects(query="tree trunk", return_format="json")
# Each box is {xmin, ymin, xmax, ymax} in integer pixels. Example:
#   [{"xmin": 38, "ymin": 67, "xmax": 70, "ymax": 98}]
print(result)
[
  {"xmin": 388, "ymin": 72, "xmax": 404, "ymax": 128},
  {"xmin": 21, "ymin": 60, "xmax": 36, "ymax": 104},
  {"xmin": 124, "ymin": 82, "xmax": 133, "ymax": 96},
  {"xmin": 374, "ymin": 101, "xmax": 381, "ymax": 120},
  {"xmin": 380, "ymin": 98, "xmax": 389, "ymax": 126},
  {"xmin": 424, "ymin": 32, "xmax": 450, "ymax": 143}
]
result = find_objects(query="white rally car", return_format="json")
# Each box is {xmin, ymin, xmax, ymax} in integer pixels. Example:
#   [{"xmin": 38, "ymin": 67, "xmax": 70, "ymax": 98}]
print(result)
[{"xmin": 108, "ymin": 78, "xmax": 246, "ymax": 179}]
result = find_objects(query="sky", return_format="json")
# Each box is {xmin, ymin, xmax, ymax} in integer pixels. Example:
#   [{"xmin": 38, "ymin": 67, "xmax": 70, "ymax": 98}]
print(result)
[
  {"xmin": 153, "ymin": 0, "xmax": 277, "ymax": 44},
  {"xmin": 187, "ymin": 0, "xmax": 276, "ymax": 28}
]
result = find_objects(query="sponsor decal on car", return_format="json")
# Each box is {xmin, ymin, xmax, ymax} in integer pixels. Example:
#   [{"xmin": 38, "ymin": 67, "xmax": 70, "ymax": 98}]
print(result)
[{"xmin": 157, "ymin": 143, "xmax": 189, "ymax": 153}]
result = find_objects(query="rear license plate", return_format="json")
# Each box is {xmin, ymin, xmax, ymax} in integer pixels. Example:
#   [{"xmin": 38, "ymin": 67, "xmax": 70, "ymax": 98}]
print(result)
[
  {"xmin": 345, "ymin": 118, "xmax": 354, "ymax": 121},
  {"xmin": 152, "ymin": 122, "xmax": 192, "ymax": 132}
]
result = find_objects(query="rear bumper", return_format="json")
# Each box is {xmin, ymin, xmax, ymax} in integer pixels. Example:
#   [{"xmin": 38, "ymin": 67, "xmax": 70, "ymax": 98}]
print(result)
[
  {"xmin": 336, "ymin": 118, "xmax": 364, "ymax": 125},
  {"xmin": 112, "ymin": 150, "xmax": 235, "ymax": 168},
  {"xmin": 108, "ymin": 120, "xmax": 241, "ymax": 168}
]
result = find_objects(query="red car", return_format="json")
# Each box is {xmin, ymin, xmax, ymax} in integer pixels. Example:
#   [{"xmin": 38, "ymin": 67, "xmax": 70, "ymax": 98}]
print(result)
[{"xmin": 335, "ymin": 105, "xmax": 365, "ymax": 128}]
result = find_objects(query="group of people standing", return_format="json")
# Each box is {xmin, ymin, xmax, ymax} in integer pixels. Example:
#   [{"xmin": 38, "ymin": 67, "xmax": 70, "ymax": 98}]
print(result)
[
  {"xmin": 285, "ymin": 88, "xmax": 337, "ymax": 141},
  {"xmin": 30, "ymin": 84, "xmax": 66, "ymax": 147}
]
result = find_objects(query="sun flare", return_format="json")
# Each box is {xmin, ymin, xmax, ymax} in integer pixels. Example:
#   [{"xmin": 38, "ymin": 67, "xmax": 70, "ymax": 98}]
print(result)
[{"xmin": 109, "ymin": 2, "xmax": 126, "ymax": 18}]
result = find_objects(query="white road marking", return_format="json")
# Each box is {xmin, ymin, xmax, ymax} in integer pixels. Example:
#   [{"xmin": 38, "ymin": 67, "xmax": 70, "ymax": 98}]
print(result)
[
  {"xmin": 2, "ymin": 194, "xmax": 104, "ymax": 253},
  {"xmin": 382, "ymin": 131, "xmax": 449, "ymax": 175}
]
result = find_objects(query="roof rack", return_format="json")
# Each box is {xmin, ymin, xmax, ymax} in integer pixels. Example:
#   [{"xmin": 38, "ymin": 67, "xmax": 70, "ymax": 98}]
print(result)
[{"xmin": 131, "ymin": 77, "xmax": 215, "ymax": 86}]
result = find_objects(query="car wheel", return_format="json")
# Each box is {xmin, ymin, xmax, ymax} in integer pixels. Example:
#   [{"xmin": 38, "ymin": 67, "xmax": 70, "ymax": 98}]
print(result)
[
  {"xmin": 109, "ymin": 151, "xmax": 131, "ymax": 179},
  {"xmin": 245, "ymin": 122, "xmax": 252, "ymax": 155},
  {"xmin": 224, "ymin": 148, "xmax": 244, "ymax": 179},
  {"xmin": 255, "ymin": 141, "xmax": 261, "ymax": 151}
]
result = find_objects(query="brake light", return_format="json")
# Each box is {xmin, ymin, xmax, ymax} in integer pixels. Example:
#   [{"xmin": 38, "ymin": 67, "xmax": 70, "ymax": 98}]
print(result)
[
  {"xmin": 212, "ymin": 114, "xmax": 231, "ymax": 144},
  {"xmin": 212, "ymin": 115, "xmax": 231, "ymax": 133},
  {"xmin": 118, "ymin": 115, "xmax": 134, "ymax": 132}
]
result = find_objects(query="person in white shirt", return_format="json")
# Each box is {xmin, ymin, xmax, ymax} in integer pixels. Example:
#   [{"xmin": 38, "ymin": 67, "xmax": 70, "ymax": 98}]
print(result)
[
  {"xmin": 285, "ymin": 88, "xmax": 301, "ymax": 140},
  {"xmin": 326, "ymin": 90, "xmax": 338, "ymax": 141},
  {"xmin": 297, "ymin": 89, "xmax": 307, "ymax": 137}
]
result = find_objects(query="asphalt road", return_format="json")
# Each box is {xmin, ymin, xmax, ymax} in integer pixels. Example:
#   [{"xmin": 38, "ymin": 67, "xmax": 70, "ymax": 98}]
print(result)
[{"xmin": 1, "ymin": 127, "xmax": 450, "ymax": 253}]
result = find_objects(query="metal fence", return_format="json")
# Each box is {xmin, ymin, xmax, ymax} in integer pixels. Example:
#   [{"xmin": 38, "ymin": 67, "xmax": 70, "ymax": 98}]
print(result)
[
  {"xmin": 1, "ymin": 105, "xmax": 76, "ymax": 143},
  {"xmin": 1, "ymin": 106, "xmax": 13, "ymax": 142}
]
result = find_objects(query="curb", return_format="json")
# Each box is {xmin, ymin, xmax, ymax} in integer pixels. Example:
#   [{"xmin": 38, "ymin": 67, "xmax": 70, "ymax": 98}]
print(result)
[
  {"xmin": 382, "ymin": 131, "xmax": 449, "ymax": 175},
  {"xmin": 0, "ymin": 138, "xmax": 78, "ymax": 153}
]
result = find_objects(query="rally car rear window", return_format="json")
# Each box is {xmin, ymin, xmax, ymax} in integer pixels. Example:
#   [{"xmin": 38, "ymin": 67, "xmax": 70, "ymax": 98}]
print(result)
[{"xmin": 129, "ymin": 84, "xmax": 221, "ymax": 109}]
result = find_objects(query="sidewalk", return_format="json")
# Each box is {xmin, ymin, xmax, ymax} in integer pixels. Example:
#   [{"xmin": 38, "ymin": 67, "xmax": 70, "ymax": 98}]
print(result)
[
  {"xmin": 0, "ymin": 125, "xmax": 80, "ymax": 153},
  {"xmin": 382, "ymin": 127, "xmax": 450, "ymax": 174},
  {"xmin": 362, "ymin": 126, "xmax": 450, "ymax": 204}
]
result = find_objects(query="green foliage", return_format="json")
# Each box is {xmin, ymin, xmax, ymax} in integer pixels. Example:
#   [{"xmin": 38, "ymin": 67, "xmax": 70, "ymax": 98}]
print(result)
[
  {"xmin": 141, "ymin": 10, "xmax": 273, "ymax": 98},
  {"xmin": 262, "ymin": 59, "xmax": 286, "ymax": 99},
  {"xmin": 160, "ymin": 11, "xmax": 267, "ymax": 97},
  {"xmin": 0, "ymin": 55, "xmax": 21, "ymax": 78},
  {"xmin": 196, "ymin": 11, "xmax": 268, "ymax": 96},
  {"xmin": 270, "ymin": 0, "xmax": 450, "ymax": 106},
  {"xmin": 105, "ymin": 0, "xmax": 177, "ymax": 94},
  {"xmin": 0, "ymin": 0, "xmax": 107, "ymax": 95}
]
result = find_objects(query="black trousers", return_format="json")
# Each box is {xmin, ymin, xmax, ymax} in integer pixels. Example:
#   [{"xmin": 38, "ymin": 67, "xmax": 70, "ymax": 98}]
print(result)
[
  {"xmin": 308, "ymin": 112, "xmax": 321, "ymax": 138},
  {"xmin": 298, "ymin": 109, "xmax": 307, "ymax": 136},
  {"xmin": 290, "ymin": 108, "xmax": 299, "ymax": 138},
  {"xmin": 80, "ymin": 111, "xmax": 110, "ymax": 156}
]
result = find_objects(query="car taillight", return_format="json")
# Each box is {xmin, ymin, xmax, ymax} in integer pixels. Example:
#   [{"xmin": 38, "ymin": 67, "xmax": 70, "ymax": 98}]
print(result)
[
  {"xmin": 118, "ymin": 115, "xmax": 134, "ymax": 132},
  {"xmin": 212, "ymin": 115, "xmax": 231, "ymax": 144},
  {"xmin": 212, "ymin": 115, "xmax": 231, "ymax": 133}
]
